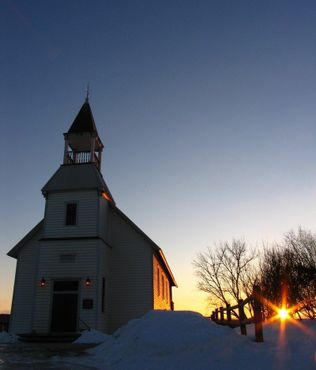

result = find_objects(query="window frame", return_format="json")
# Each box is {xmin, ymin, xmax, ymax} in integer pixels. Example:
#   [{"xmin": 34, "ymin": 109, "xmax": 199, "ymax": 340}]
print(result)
[
  {"xmin": 65, "ymin": 202, "xmax": 77, "ymax": 226},
  {"xmin": 157, "ymin": 267, "xmax": 160, "ymax": 296}
]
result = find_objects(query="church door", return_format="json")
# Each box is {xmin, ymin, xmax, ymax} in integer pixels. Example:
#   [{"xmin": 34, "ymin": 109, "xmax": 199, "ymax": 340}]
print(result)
[{"xmin": 50, "ymin": 281, "xmax": 79, "ymax": 332}]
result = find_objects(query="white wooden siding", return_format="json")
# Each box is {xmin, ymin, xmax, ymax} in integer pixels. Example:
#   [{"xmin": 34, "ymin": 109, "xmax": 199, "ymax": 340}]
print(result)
[
  {"xmin": 98, "ymin": 196, "xmax": 109, "ymax": 241},
  {"xmin": 9, "ymin": 233, "xmax": 40, "ymax": 334},
  {"xmin": 107, "ymin": 207, "xmax": 153, "ymax": 333},
  {"xmin": 10, "ymin": 188, "xmax": 170, "ymax": 335},
  {"xmin": 43, "ymin": 190, "xmax": 99, "ymax": 238},
  {"xmin": 32, "ymin": 239, "xmax": 108, "ymax": 332},
  {"xmin": 96, "ymin": 242, "xmax": 111, "ymax": 332}
]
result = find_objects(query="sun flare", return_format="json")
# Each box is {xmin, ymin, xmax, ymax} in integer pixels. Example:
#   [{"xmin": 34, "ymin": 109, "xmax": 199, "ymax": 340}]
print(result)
[{"xmin": 278, "ymin": 308, "xmax": 289, "ymax": 320}]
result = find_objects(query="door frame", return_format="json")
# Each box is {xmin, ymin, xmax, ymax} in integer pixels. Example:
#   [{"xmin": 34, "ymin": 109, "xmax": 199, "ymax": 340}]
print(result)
[{"xmin": 49, "ymin": 278, "xmax": 81, "ymax": 333}]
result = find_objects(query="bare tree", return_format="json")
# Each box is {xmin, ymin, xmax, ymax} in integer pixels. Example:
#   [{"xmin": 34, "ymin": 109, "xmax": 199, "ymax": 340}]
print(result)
[
  {"xmin": 193, "ymin": 239, "xmax": 257, "ymax": 314},
  {"xmin": 259, "ymin": 228, "xmax": 316, "ymax": 319}
]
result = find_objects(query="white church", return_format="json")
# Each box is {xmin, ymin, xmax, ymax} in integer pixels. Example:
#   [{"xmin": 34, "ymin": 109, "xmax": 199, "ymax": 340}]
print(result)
[{"xmin": 8, "ymin": 99, "xmax": 177, "ymax": 337}]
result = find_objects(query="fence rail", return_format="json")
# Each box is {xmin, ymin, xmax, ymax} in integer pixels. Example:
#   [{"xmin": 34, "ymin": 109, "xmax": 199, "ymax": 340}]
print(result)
[{"xmin": 210, "ymin": 285, "xmax": 264, "ymax": 342}]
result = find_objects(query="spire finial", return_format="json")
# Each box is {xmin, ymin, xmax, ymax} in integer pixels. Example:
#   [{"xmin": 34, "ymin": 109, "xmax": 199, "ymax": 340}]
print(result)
[{"xmin": 85, "ymin": 83, "xmax": 90, "ymax": 103}]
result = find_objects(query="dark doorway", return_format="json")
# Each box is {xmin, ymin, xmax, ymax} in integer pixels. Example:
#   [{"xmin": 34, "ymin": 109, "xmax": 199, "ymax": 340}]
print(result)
[{"xmin": 51, "ymin": 281, "xmax": 78, "ymax": 332}]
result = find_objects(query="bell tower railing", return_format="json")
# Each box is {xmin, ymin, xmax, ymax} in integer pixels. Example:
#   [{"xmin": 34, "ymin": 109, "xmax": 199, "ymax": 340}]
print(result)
[{"xmin": 65, "ymin": 151, "xmax": 100, "ymax": 168}]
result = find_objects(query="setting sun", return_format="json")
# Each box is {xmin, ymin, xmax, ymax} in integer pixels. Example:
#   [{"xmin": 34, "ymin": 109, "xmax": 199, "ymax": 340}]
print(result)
[{"xmin": 278, "ymin": 308, "xmax": 289, "ymax": 320}]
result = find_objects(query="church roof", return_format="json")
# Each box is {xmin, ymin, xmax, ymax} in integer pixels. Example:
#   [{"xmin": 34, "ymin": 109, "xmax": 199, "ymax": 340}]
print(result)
[
  {"xmin": 41, "ymin": 163, "xmax": 115, "ymax": 203},
  {"xmin": 7, "ymin": 220, "xmax": 43, "ymax": 258},
  {"xmin": 67, "ymin": 101, "xmax": 98, "ymax": 134},
  {"xmin": 110, "ymin": 205, "xmax": 177, "ymax": 287}
]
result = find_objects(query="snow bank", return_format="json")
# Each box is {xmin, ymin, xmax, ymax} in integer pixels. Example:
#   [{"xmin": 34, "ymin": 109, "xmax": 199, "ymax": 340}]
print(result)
[
  {"xmin": 74, "ymin": 329, "xmax": 111, "ymax": 344},
  {"xmin": 89, "ymin": 310, "xmax": 231, "ymax": 357},
  {"xmin": 62, "ymin": 311, "xmax": 316, "ymax": 370},
  {"xmin": 86, "ymin": 311, "xmax": 249, "ymax": 369},
  {"xmin": 0, "ymin": 331, "xmax": 17, "ymax": 344}
]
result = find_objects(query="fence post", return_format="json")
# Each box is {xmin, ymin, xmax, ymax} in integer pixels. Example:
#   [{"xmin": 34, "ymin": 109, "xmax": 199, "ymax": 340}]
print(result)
[
  {"xmin": 220, "ymin": 307, "xmax": 224, "ymax": 321},
  {"xmin": 226, "ymin": 304, "xmax": 231, "ymax": 322},
  {"xmin": 238, "ymin": 299, "xmax": 247, "ymax": 335},
  {"xmin": 253, "ymin": 285, "xmax": 264, "ymax": 342}
]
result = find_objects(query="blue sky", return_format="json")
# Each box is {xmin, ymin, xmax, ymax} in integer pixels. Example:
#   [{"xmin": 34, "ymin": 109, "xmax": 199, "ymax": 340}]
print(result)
[{"xmin": 1, "ymin": 0, "xmax": 316, "ymax": 313}]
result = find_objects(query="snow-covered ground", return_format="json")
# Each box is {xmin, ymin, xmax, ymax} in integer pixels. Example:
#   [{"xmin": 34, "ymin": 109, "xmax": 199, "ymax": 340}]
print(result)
[
  {"xmin": 1, "ymin": 311, "xmax": 314, "ymax": 369},
  {"xmin": 0, "ymin": 331, "xmax": 17, "ymax": 344},
  {"xmin": 59, "ymin": 310, "xmax": 315, "ymax": 370},
  {"xmin": 74, "ymin": 329, "xmax": 111, "ymax": 344}
]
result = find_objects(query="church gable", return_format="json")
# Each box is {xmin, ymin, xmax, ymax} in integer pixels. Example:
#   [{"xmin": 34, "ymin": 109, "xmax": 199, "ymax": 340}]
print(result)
[{"xmin": 8, "ymin": 220, "xmax": 43, "ymax": 259}]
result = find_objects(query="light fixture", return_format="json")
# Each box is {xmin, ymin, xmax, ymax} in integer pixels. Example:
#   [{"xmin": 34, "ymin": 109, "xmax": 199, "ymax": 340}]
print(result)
[
  {"xmin": 85, "ymin": 277, "xmax": 91, "ymax": 287},
  {"xmin": 40, "ymin": 278, "xmax": 46, "ymax": 287}
]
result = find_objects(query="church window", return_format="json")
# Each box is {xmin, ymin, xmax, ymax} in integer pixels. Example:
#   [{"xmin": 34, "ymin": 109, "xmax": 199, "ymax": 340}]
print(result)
[
  {"xmin": 166, "ymin": 281, "xmax": 168, "ymax": 303},
  {"xmin": 157, "ymin": 267, "xmax": 160, "ymax": 296},
  {"xmin": 66, "ymin": 203, "xmax": 77, "ymax": 225}
]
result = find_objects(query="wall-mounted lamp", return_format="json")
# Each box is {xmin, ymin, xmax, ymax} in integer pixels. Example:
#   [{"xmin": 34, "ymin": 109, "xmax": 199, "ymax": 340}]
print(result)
[
  {"xmin": 40, "ymin": 278, "xmax": 46, "ymax": 287},
  {"xmin": 85, "ymin": 277, "xmax": 91, "ymax": 287}
]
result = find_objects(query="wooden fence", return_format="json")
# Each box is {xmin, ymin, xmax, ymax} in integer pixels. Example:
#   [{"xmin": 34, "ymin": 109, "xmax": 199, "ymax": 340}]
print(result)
[{"xmin": 210, "ymin": 285, "xmax": 264, "ymax": 342}]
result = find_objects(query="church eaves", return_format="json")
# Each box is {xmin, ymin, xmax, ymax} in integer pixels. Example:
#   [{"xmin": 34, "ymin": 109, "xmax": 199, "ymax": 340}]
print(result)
[{"xmin": 41, "ymin": 163, "xmax": 115, "ymax": 204}]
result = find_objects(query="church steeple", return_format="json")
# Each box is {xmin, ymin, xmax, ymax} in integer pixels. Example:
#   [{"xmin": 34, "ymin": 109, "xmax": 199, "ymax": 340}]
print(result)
[{"xmin": 63, "ymin": 100, "xmax": 104, "ymax": 170}]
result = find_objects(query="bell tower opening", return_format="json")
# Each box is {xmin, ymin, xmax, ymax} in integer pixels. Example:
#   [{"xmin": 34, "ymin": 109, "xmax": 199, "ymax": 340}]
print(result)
[{"xmin": 63, "ymin": 99, "xmax": 104, "ymax": 170}]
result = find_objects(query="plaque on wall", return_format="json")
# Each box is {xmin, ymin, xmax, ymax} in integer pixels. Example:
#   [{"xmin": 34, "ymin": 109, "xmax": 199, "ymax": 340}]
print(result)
[{"xmin": 82, "ymin": 299, "xmax": 93, "ymax": 309}]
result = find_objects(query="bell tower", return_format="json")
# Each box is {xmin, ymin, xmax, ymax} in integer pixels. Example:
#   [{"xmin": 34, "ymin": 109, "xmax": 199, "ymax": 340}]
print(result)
[{"xmin": 63, "ymin": 97, "xmax": 103, "ymax": 170}]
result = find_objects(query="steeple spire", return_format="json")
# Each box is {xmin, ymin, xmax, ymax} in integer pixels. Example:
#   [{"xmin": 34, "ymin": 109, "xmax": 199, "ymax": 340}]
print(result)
[
  {"xmin": 85, "ymin": 83, "xmax": 90, "ymax": 103},
  {"xmin": 63, "ymin": 99, "xmax": 104, "ymax": 170}
]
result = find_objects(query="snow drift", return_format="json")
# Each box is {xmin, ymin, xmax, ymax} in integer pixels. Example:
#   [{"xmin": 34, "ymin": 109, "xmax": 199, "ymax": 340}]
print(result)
[
  {"xmin": 64, "ymin": 310, "xmax": 315, "ymax": 370},
  {"xmin": 74, "ymin": 329, "xmax": 111, "ymax": 344}
]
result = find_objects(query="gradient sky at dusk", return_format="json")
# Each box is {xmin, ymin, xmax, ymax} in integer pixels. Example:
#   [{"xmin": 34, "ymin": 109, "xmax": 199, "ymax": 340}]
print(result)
[{"xmin": 1, "ymin": 0, "xmax": 316, "ymax": 313}]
